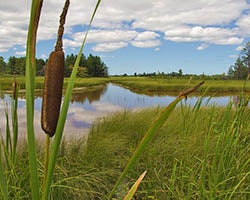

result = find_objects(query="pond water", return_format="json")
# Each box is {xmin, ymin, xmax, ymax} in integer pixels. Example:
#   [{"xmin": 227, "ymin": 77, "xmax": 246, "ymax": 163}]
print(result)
[{"xmin": 0, "ymin": 83, "xmax": 235, "ymax": 139}]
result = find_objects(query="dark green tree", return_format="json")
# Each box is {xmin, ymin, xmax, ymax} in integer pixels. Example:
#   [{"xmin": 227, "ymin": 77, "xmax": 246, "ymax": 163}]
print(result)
[
  {"xmin": 240, "ymin": 42, "xmax": 250, "ymax": 75},
  {"xmin": 7, "ymin": 56, "xmax": 17, "ymax": 74},
  {"xmin": 86, "ymin": 54, "xmax": 108, "ymax": 77},
  {"xmin": 6, "ymin": 56, "xmax": 26, "ymax": 75},
  {"xmin": 65, "ymin": 53, "xmax": 88, "ymax": 77},
  {"xmin": 178, "ymin": 69, "xmax": 183, "ymax": 76},
  {"xmin": 14, "ymin": 57, "xmax": 26, "ymax": 75},
  {"xmin": 36, "ymin": 58, "xmax": 46, "ymax": 76},
  {"xmin": 65, "ymin": 53, "xmax": 76, "ymax": 76},
  {"xmin": 230, "ymin": 57, "xmax": 248, "ymax": 79},
  {"xmin": 0, "ymin": 56, "xmax": 6, "ymax": 73},
  {"xmin": 227, "ymin": 65, "xmax": 234, "ymax": 78}
]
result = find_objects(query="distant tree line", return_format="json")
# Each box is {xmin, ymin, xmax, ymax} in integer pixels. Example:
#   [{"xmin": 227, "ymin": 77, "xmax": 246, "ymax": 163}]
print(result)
[
  {"xmin": 227, "ymin": 42, "xmax": 250, "ymax": 80},
  {"xmin": 128, "ymin": 71, "xmax": 226, "ymax": 80},
  {"xmin": 0, "ymin": 53, "xmax": 108, "ymax": 77}
]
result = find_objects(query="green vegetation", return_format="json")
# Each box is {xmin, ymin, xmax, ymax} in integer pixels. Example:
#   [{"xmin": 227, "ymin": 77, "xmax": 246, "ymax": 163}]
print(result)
[
  {"xmin": 1, "ymin": 76, "xmax": 250, "ymax": 95},
  {"xmin": 228, "ymin": 42, "xmax": 250, "ymax": 80},
  {"xmin": 1, "ymin": 101, "xmax": 249, "ymax": 199},
  {"xmin": 0, "ymin": 76, "xmax": 109, "ymax": 92},
  {"xmin": 0, "ymin": 53, "xmax": 108, "ymax": 78},
  {"xmin": 87, "ymin": 100, "xmax": 250, "ymax": 199},
  {"xmin": 1, "ymin": 0, "xmax": 250, "ymax": 199},
  {"xmin": 110, "ymin": 76, "xmax": 250, "ymax": 94}
]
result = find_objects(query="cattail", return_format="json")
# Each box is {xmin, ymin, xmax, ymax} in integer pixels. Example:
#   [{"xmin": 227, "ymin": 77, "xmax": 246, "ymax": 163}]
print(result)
[
  {"xmin": 12, "ymin": 77, "xmax": 18, "ymax": 100},
  {"xmin": 41, "ymin": 0, "xmax": 70, "ymax": 137}
]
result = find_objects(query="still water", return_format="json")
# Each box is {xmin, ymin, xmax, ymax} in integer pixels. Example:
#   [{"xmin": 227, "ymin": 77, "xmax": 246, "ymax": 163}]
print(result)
[{"xmin": 0, "ymin": 83, "xmax": 234, "ymax": 138}]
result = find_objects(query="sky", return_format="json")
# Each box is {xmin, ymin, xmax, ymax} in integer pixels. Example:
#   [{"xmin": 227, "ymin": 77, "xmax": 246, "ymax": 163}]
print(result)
[{"xmin": 1, "ymin": 0, "xmax": 250, "ymax": 75}]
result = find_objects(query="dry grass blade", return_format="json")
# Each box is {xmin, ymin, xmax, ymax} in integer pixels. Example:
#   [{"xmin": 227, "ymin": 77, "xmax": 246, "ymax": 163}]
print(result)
[{"xmin": 123, "ymin": 171, "xmax": 147, "ymax": 200}]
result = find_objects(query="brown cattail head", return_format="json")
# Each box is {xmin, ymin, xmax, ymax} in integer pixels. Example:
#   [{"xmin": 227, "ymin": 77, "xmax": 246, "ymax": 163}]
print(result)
[
  {"xmin": 41, "ymin": 0, "xmax": 69, "ymax": 137},
  {"xmin": 12, "ymin": 79, "xmax": 18, "ymax": 100},
  {"xmin": 41, "ymin": 51, "xmax": 64, "ymax": 137}
]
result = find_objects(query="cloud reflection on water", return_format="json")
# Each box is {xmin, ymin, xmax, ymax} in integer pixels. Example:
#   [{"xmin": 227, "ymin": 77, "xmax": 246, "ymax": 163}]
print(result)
[{"xmin": 0, "ymin": 84, "xmax": 234, "ymax": 140}]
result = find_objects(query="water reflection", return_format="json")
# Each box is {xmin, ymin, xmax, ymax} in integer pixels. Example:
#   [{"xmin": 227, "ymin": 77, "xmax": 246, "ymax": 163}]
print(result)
[
  {"xmin": 0, "ymin": 83, "xmax": 239, "ymax": 138},
  {"xmin": 70, "ymin": 85, "xmax": 107, "ymax": 103}
]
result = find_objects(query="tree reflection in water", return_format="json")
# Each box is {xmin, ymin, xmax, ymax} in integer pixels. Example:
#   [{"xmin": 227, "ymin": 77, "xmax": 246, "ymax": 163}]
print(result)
[{"xmin": 70, "ymin": 85, "xmax": 107, "ymax": 103}]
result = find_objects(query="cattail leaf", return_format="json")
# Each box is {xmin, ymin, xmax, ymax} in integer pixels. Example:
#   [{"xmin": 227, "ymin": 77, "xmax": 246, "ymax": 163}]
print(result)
[
  {"xmin": 25, "ymin": 0, "xmax": 43, "ymax": 199},
  {"xmin": 11, "ymin": 80, "xmax": 19, "ymax": 162},
  {"xmin": 0, "ymin": 151, "xmax": 8, "ymax": 200}
]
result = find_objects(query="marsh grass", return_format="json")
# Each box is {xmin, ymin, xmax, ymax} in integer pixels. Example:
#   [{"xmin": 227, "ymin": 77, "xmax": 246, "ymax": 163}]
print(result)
[
  {"xmin": 1, "ymin": 0, "xmax": 249, "ymax": 199},
  {"xmin": 0, "ymin": 77, "xmax": 109, "ymax": 92},
  {"xmin": 1, "ymin": 76, "xmax": 250, "ymax": 95},
  {"xmin": 86, "ymin": 100, "xmax": 250, "ymax": 199},
  {"xmin": 110, "ymin": 76, "xmax": 250, "ymax": 94},
  {"xmin": 0, "ymin": 100, "xmax": 249, "ymax": 199}
]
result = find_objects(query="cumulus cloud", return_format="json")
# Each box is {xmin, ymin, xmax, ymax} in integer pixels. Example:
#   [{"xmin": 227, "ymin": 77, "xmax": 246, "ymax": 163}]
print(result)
[
  {"xmin": 131, "ymin": 40, "xmax": 161, "ymax": 48},
  {"xmin": 15, "ymin": 51, "xmax": 26, "ymax": 56},
  {"xmin": 134, "ymin": 31, "xmax": 160, "ymax": 41},
  {"xmin": 236, "ymin": 13, "xmax": 250, "ymax": 37},
  {"xmin": 131, "ymin": 31, "xmax": 161, "ymax": 48},
  {"xmin": 0, "ymin": 0, "xmax": 250, "ymax": 53},
  {"xmin": 197, "ymin": 43, "xmax": 209, "ymax": 51},
  {"xmin": 164, "ymin": 26, "xmax": 243, "ymax": 45},
  {"xmin": 83, "ymin": 30, "xmax": 137, "ymax": 43},
  {"xmin": 92, "ymin": 42, "xmax": 128, "ymax": 52}
]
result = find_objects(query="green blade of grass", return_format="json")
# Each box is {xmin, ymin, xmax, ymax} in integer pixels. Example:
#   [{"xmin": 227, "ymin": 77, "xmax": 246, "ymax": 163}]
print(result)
[
  {"xmin": 108, "ymin": 81, "xmax": 204, "ymax": 199},
  {"xmin": 0, "ymin": 146, "xmax": 8, "ymax": 200},
  {"xmin": 42, "ymin": 1, "xmax": 101, "ymax": 199},
  {"xmin": 4, "ymin": 106, "xmax": 11, "ymax": 155},
  {"xmin": 25, "ymin": 0, "xmax": 43, "ymax": 199},
  {"xmin": 11, "ymin": 82, "xmax": 19, "ymax": 162}
]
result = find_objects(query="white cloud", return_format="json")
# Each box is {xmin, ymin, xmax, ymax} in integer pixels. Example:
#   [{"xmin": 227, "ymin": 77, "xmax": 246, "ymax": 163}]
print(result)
[
  {"xmin": 197, "ymin": 43, "xmax": 209, "ymax": 51},
  {"xmin": 40, "ymin": 54, "xmax": 48, "ymax": 60},
  {"xmin": 131, "ymin": 31, "xmax": 161, "ymax": 48},
  {"xmin": 134, "ymin": 31, "xmax": 160, "ymax": 41},
  {"xmin": 84, "ymin": 30, "xmax": 137, "ymax": 43},
  {"xmin": 164, "ymin": 26, "xmax": 243, "ymax": 45},
  {"xmin": 66, "ymin": 30, "xmax": 161, "ymax": 50},
  {"xmin": 236, "ymin": 13, "xmax": 250, "ymax": 37},
  {"xmin": 0, "ymin": 0, "xmax": 250, "ymax": 53},
  {"xmin": 131, "ymin": 40, "xmax": 161, "ymax": 48},
  {"xmin": 15, "ymin": 51, "xmax": 26, "ymax": 56},
  {"xmin": 92, "ymin": 42, "xmax": 128, "ymax": 52},
  {"xmin": 236, "ymin": 45, "xmax": 244, "ymax": 51},
  {"xmin": 132, "ymin": 0, "xmax": 249, "ymax": 30}
]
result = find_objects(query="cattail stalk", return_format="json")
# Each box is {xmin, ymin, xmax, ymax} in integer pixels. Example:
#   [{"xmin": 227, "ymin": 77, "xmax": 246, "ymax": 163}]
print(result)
[{"xmin": 41, "ymin": 0, "xmax": 70, "ymax": 137}]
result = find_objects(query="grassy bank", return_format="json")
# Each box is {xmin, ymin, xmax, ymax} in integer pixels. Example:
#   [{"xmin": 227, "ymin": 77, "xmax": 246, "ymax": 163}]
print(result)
[
  {"xmin": 110, "ymin": 76, "xmax": 250, "ymax": 95},
  {"xmin": 3, "ymin": 102, "xmax": 249, "ymax": 199},
  {"xmin": 1, "ymin": 76, "xmax": 250, "ymax": 95},
  {"xmin": 86, "ymin": 102, "xmax": 249, "ymax": 199},
  {"xmin": 0, "ymin": 76, "xmax": 109, "ymax": 92}
]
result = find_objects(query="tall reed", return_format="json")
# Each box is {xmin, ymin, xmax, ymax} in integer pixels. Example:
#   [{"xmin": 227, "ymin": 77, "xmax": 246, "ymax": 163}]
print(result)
[
  {"xmin": 25, "ymin": 0, "xmax": 43, "ymax": 199},
  {"xmin": 42, "ymin": 1, "xmax": 101, "ymax": 199}
]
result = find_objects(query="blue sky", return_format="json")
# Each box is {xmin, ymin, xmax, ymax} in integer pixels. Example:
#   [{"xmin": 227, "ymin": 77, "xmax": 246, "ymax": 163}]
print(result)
[{"xmin": 1, "ymin": 0, "xmax": 250, "ymax": 75}]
